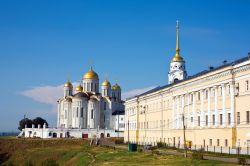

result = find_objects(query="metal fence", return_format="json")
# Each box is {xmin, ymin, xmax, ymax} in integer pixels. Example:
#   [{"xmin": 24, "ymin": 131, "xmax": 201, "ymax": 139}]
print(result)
[{"xmin": 160, "ymin": 143, "xmax": 250, "ymax": 155}]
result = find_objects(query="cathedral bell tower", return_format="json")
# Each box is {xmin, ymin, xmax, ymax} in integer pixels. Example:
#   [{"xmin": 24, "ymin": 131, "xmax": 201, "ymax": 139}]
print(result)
[{"xmin": 168, "ymin": 20, "xmax": 187, "ymax": 84}]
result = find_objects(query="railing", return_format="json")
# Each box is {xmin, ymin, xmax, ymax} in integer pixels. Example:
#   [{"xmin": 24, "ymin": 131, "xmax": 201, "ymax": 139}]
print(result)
[{"xmin": 137, "ymin": 142, "xmax": 250, "ymax": 155}]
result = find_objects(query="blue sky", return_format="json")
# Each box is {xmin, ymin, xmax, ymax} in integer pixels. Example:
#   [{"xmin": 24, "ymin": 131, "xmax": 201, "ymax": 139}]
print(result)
[{"xmin": 0, "ymin": 0, "xmax": 249, "ymax": 132}]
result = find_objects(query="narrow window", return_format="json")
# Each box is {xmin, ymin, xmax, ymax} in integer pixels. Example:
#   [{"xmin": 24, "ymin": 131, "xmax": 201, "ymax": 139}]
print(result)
[
  {"xmin": 80, "ymin": 108, "xmax": 83, "ymax": 117},
  {"xmin": 237, "ymin": 112, "xmax": 240, "ymax": 124},
  {"xmin": 91, "ymin": 109, "xmax": 94, "ymax": 119},
  {"xmin": 91, "ymin": 83, "xmax": 93, "ymax": 91},
  {"xmin": 227, "ymin": 85, "xmax": 231, "ymax": 94},
  {"xmin": 225, "ymin": 139, "xmax": 228, "ymax": 147},
  {"xmin": 217, "ymin": 139, "xmax": 220, "ymax": 146},
  {"xmin": 104, "ymin": 102, "xmax": 106, "ymax": 110},
  {"xmin": 191, "ymin": 117, "xmax": 193, "ymax": 123},
  {"xmin": 220, "ymin": 114, "xmax": 223, "ymax": 125},
  {"xmin": 198, "ymin": 116, "xmax": 200, "ymax": 126},
  {"xmin": 246, "ymin": 81, "xmax": 249, "ymax": 91},
  {"xmin": 212, "ymin": 115, "xmax": 215, "ymax": 125},
  {"xmin": 246, "ymin": 111, "xmax": 250, "ymax": 124},
  {"xmin": 228, "ymin": 113, "xmax": 231, "ymax": 125},
  {"xmin": 209, "ymin": 139, "xmax": 212, "ymax": 146},
  {"xmin": 197, "ymin": 92, "xmax": 200, "ymax": 101},
  {"xmin": 76, "ymin": 107, "xmax": 79, "ymax": 117},
  {"xmin": 205, "ymin": 115, "xmax": 208, "ymax": 126}
]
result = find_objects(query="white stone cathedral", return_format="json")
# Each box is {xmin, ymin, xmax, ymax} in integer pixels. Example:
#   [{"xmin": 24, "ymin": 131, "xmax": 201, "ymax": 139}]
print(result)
[{"xmin": 57, "ymin": 66, "xmax": 124, "ymax": 130}]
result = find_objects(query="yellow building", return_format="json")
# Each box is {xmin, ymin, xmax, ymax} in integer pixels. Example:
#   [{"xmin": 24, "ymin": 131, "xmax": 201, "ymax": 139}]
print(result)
[{"xmin": 124, "ymin": 22, "xmax": 250, "ymax": 151}]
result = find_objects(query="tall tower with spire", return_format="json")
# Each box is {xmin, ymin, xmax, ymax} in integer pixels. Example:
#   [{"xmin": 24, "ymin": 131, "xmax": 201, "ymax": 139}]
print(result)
[{"xmin": 168, "ymin": 20, "xmax": 187, "ymax": 84}]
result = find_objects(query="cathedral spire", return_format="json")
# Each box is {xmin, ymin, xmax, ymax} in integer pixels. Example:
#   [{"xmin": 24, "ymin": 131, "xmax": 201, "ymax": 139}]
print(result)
[{"xmin": 172, "ymin": 20, "xmax": 184, "ymax": 62}]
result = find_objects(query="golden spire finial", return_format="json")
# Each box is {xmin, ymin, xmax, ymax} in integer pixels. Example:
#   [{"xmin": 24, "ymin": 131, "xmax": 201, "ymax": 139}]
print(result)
[
  {"xmin": 176, "ymin": 20, "xmax": 180, "ymax": 55},
  {"xmin": 172, "ymin": 20, "xmax": 184, "ymax": 62}
]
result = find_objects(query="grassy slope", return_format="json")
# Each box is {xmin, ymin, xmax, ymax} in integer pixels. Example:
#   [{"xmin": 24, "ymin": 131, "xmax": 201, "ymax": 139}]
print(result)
[{"xmin": 0, "ymin": 137, "xmax": 237, "ymax": 166}]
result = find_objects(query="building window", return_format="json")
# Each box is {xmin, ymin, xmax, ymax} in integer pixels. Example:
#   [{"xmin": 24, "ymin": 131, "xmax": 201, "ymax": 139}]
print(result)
[
  {"xmin": 217, "ymin": 139, "xmax": 220, "ymax": 146},
  {"xmin": 205, "ymin": 115, "xmax": 208, "ymax": 126},
  {"xmin": 76, "ymin": 108, "xmax": 79, "ymax": 117},
  {"xmin": 205, "ymin": 90, "xmax": 208, "ymax": 99},
  {"xmin": 228, "ymin": 113, "xmax": 231, "ymax": 125},
  {"xmin": 87, "ymin": 83, "xmax": 90, "ymax": 91},
  {"xmin": 198, "ymin": 116, "xmax": 200, "ymax": 126},
  {"xmin": 237, "ymin": 112, "xmax": 240, "ymax": 124},
  {"xmin": 246, "ymin": 80, "xmax": 249, "ymax": 91},
  {"xmin": 212, "ymin": 115, "xmax": 215, "ymax": 125},
  {"xmin": 197, "ymin": 92, "xmax": 200, "ymax": 101},
  {"xmin": 209, "ymin": 139, "xmax": 212, "ymax": 146},
  {"xmin": 220, "ymin": 114, "xmax": 223, "ymax": 125},
  {"xmin": 246, "ymin": 111, "xmax": 250, "ymax": 124},
  {"xmin": 225, "ymin": 139, "xmax": 228, "ymax": 147},
  {"xmin": 227, "ymin": 85, "xmax": 231, "ymax": 94},
  {"xmin": 220, "ymin": 86, "xmax": 223, "ymax": 96},
  {"xmin": 91, "ymin": 109, "xmax": 94, "ymax": 119},
  {"xmin": 191, "ymin": 117, "xmax": 193, "ymax": 123},
  {"xmin": 80, "ymin": 108, "xmax": 83, "ymax": 117},
  {"xmin": 104, "ymin": 102, "xmax": 107, "ymax": 110}
]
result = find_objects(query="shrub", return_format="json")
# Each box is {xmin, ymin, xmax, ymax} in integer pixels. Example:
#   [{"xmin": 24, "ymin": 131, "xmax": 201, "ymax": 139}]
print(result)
[
  {"xmin": 238, "ymin": 157, "xmax": 247, "ymax": 165},
  {"xmin": 41, "ymin": 159, "xmax": 59, "ymax": 166},
  {"xmin": 157, "ymin": 142, "xmax": 166, "ymax": 148}
]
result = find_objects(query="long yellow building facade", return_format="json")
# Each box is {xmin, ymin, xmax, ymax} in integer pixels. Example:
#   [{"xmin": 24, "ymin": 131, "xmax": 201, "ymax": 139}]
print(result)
[{"xmin": 124, "ymin": 23, "xmax": 250, "ymax": 150}]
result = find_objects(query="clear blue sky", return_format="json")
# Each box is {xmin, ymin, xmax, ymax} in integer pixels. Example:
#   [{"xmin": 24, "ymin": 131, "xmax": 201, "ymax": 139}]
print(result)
[{"xmin": 0, "ymin": 0, "xmax": 249, "ymax": 132}]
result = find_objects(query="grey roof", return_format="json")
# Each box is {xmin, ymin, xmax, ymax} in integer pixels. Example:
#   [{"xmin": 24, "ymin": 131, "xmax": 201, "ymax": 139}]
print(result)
[
  {"xmin": 126, "ymin": 56, "xmax": 250, "ymax": 100},
  {"xmin": 73, "ymin": 92, "xmax": 88, "ymax": 98}
]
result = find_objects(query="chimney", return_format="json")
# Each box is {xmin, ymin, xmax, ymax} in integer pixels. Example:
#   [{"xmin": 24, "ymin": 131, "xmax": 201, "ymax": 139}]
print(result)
[
  {"xmin": 209, "ymin": 66, "xmax": 214, "ymax": 70},
  {"xmin": 223, "ymin": 60, "xmax": 227, "ymax": 65}
]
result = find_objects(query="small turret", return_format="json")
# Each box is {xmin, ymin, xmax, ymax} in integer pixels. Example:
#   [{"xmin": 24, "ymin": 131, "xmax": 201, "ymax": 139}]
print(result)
[
  {"xmin": 112, "ymin": 83, "xmax": 121, "ymax": 102},
  {"xmin": 64, "ymin": 80, "xmax": 73, "ymax": 97},
  {"xmin": 75, "ymin": 84, "xmax": 83, "ymax": 93},
  {"xmin": 83, "ymin": 66, "xmax": 99, "ymax": 93},
  {"xmin": 102, "ymin": 79, "xmax": 111, "ymax": 97}
]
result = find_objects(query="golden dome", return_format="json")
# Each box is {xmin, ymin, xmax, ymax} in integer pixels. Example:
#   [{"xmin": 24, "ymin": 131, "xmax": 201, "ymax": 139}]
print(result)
[
  {"xmin": 64, "ymin": 80, "xmax": 73, "ymax": 88},
  {"xmin": 83, "ymin": 66, "xmax": 99, "ymax": 80},
  {"xmin": 172, "ymin": 53, "xmax": 184, "ymax": 62},
  {"xmin": 75, "ymin": 84, "xmax": 83, "ymax": 91},
  {"xmin": 112, "ymin": 83, "xmax": 121, "ymax": 90},
  {"xmin": 102, "ymin": 79, "xmax": 111, "ymax": 86}
]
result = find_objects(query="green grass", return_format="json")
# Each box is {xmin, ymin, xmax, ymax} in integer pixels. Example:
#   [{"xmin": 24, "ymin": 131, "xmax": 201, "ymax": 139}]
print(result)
[{"xmin": 0, "ymin": 137, "xmax": 238, "ymax": 166}]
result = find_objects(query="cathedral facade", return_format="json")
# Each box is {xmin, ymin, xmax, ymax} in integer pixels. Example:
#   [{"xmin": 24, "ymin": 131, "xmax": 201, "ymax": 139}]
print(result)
[
  {"xmin": 57, "ymin": 67, "xmax": 124, "ymax": 131},
  {"xmin": 124, "ymin": 22, "xmax": 250, "ymax": 152}
]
